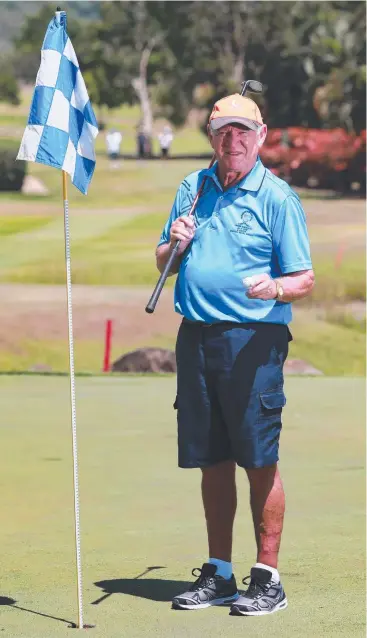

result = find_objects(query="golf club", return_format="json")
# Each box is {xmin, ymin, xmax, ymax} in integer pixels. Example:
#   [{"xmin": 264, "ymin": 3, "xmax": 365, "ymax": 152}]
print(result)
[{"xmin": 145, "ymin": 80, "xmax": 263, "ymax": 314}]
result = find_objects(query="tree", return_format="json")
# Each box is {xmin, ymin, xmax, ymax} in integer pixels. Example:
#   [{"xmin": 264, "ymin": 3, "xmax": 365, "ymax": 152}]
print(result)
[
  {"xmin": 0, "ymin": 68, "xmax": 19, "ymax": 105},
  {"xmin": 78, "ymin": 1, "xmax": 168, "ymax": 137},
  {"xmin": 307, "ymin": 1, "xmax": 366, "ymax": 133},
  {"xmin": 12, "ymin": 3, "xmax": 81, "ymax": 83},
  {"xmin": 10, "ymin": 0, "xmax": 366, "ymax": 133}
]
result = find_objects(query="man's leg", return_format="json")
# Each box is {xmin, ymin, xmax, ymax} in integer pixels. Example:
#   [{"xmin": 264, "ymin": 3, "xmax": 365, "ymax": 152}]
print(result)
[
  {"xmin": 230, "ymin": 463, "xmax": 287, "ymax": 616},
  {"xmin": 172, "ymin": 459, "xmax": 239, "ymax": 610},
  {"xmin": 201, "ymin": 460, "xmax": 237, "ymax": 562},
  {"xmin": 172, "ymin": 323, "xmax": 240, "ymax": 609},
  {"xmin": 246, "ymin": 463, "xmax": 285, "ymax": 568}
]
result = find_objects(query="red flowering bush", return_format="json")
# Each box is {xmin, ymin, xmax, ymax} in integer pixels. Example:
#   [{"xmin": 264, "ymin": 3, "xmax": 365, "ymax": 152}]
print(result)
[{"xmin": 260, "ymin": 128, "xmax": 366, "ymax": 194}]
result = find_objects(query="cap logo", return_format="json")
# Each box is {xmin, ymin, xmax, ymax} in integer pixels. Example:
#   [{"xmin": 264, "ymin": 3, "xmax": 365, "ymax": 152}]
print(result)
[{"xmin": 231, "ymin": 100, "xmax": 239, "ymax": 108}]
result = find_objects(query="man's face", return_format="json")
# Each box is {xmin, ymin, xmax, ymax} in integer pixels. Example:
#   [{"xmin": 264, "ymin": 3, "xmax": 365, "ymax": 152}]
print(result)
[{"xmin": 208, "ymin": 123, "xmax": 266, "ymax": 173}]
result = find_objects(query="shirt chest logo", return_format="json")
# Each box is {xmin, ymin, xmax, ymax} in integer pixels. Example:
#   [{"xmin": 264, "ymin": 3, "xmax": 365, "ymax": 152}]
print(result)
[{"xmin": 231, "ymin": 210, "xmax": 253, "ymax": 235}]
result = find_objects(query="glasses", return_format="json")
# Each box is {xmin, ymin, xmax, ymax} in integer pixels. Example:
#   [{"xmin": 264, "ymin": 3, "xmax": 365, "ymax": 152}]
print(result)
[{"xmin": 212, "ymin": 125, "xmax": 253, "ymax": 138}]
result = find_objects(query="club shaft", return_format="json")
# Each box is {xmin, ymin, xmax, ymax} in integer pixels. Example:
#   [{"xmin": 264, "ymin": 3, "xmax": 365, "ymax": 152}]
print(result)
[{"xmin": 145, "ymin": 165, "xmax": 213, "ymax": 314}]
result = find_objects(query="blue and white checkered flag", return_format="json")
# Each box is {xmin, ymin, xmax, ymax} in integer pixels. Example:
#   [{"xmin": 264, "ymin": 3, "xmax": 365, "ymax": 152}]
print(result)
[{"xmin": 17, "ymin": 10, "xmax": 98, "ymax": 195}]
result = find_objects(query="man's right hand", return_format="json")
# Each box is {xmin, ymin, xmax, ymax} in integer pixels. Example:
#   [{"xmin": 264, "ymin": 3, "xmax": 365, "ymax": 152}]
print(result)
[{"xmin": 170, "ymin": 216, "xmax": 195, "ymax": 254}]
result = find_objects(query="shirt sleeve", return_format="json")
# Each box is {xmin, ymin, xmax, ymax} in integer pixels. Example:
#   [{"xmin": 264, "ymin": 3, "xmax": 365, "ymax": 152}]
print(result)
[
  {"xmin": 272, "ymin": 195, "xmax": 313, "ymax": 273},
  {"xmin": 157, "ymin": 179, "xmax": 194, "ymax": 247}
]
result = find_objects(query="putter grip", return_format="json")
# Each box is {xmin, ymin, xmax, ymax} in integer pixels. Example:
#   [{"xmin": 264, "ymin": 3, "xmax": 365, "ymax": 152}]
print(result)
[{"xmin": 145, "ymin": 241, "xmax": 181, "ymax": 313}]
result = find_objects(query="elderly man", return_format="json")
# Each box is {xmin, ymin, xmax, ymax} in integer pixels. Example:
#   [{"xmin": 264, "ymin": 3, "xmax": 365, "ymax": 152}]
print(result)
[{"xmin": 156, "ymin": 93, "xmax": 314, "ymax": 616}]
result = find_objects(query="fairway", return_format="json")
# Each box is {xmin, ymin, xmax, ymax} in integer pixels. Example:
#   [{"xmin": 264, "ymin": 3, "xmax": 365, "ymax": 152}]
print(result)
[{"xmin": 0, "ymin": 375, "xmax": 364, "ymax": 638}]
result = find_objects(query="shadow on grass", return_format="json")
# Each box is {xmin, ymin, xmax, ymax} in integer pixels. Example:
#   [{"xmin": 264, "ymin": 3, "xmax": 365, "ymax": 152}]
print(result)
[
  {"xmin": 0, "ymin": 596, "xmax": 77, "ymax": 627},
  {"xmin": 93, "ymin": 566, "xmax": 189, "ymax": 604}
]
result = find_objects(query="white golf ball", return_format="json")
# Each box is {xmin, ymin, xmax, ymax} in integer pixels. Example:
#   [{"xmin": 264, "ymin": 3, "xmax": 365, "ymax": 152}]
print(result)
[{"xmin": 243, "ymin": 276, "xmax": 254, "ymax": 289}]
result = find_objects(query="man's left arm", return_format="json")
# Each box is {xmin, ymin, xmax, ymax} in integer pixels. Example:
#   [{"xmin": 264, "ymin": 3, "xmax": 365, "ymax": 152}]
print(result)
[
  {"xmin": 246, "ymin": 269, "xmax": 314, "ymax": 302},
  {"xmin": 246, "ymin": 194, "xmax": 314, "ymax": 302}
]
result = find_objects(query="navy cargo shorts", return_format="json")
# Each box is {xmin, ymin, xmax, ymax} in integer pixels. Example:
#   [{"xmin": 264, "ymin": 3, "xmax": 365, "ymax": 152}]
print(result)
[{"xmin": 174, "ymin": 319, "xmax": 292, "ymax": 469}]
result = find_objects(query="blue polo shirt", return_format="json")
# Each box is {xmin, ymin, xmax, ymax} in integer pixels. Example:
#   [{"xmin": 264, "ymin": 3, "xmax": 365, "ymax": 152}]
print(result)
[{"xmin": 158, "ymin": 158, "xmax": 312, "ymax": 324}]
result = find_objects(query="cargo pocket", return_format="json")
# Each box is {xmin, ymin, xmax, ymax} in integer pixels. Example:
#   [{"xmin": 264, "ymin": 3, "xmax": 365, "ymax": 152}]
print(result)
[{"xmin": 259, "ymin": 389, "xmax": 286, "ymax": 420}]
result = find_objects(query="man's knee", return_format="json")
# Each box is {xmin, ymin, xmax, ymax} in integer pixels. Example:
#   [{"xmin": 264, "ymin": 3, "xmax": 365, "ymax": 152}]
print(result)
[
  {"xmin": 201, "ymin": 459, "xmax": 236, "ymax": 480},
  {"xmin": 245, "ymin": 463, "xmax": 279, "ymax": 490}
]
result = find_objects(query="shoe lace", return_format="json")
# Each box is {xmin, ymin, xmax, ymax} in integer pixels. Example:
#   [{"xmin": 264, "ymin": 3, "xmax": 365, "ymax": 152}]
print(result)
[
  {"xmin": 242, "ymin": 575, "xmax": 271, "ymax": 599},
  {"xmin": 190, "ymin": 567, "xmax": 215, "ymax": 591}
]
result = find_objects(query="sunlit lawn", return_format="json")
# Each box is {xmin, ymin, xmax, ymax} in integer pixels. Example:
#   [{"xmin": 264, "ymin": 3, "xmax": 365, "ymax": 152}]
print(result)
[{"xmin": 0, "ymin": 375, "xmax": 365, "ymax": 638}]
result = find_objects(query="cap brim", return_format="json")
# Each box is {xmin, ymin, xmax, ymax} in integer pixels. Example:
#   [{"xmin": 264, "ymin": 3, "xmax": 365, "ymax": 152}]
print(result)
[{"xmin": 210, "ymin": 116, "xmax": 261, "ymax": 131}]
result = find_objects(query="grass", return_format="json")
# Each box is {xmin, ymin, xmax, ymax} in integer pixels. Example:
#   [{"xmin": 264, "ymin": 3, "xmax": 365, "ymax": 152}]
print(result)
[
  {"xmin": 0, "ymin": 374, "xmax": 365, "ymax": 638},
  {"xmin": 310, "ymin": 256, "xmax": 366, "ymax": 302},
  {"xmin": 0, "ymin": 215, "xmax": 53, "ymax": 236},
  {"xmin": 0, "ymin": 171, "xmax": 365, "ymax": 294},
  {"xmin": 1, "ymin": 211, "xmax": 172, "ymax": 286},
  {"xmin": 1, "ymin": 206, "xmax": 365, "ymax": 303},
  {"xmin": 0, "ymin": 114, "xmax": 28, "ymax": 127},
  {"xmin": 290, "ymin": 311, "xmax": 365, "ymax": 376}
]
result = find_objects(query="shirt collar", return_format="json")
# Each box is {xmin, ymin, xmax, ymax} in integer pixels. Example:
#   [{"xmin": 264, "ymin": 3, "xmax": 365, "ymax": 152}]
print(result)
[{"xmin": 203, "ymin": 157, "xmax": 265, "ymax": 193}]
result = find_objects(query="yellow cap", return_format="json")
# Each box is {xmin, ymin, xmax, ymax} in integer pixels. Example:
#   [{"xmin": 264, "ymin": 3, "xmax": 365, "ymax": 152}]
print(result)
[{"xmin": 209, "ymin": 93, "xmax": 263, "ymax": 131}]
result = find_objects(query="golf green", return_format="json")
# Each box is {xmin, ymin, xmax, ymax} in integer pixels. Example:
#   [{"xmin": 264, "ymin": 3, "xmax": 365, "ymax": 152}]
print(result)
[{"xmin": 0, "ymin": 375, "xmax": 364, "ymax": 637}]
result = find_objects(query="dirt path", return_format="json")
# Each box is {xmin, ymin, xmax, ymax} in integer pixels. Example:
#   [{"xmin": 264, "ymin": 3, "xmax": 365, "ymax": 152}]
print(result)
[{"xmin": 0, "ymin": 283, "xmax": 180, "ymax": 346}]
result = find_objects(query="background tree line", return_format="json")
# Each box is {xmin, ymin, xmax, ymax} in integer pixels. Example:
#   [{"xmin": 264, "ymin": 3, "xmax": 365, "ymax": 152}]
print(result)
[{"xmin": 2, "ymin": 1, "xmax": 366, "ymax": 135}]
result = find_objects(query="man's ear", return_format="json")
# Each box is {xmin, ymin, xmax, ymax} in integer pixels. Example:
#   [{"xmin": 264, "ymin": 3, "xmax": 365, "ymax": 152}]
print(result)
[
  {"xmin": 207, "ymin": 124, "xmax": 215, "ymax": 150},
  {"xmin": 257, "ymin": 124, "xmax": 267, "ymax": 149}
]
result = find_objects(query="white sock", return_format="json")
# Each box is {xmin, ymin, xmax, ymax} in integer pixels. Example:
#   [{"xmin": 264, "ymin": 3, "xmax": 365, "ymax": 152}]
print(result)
[
  {"xmin": 208, "ymin": 558, "xmax": 232, "ymax": 580},
  {"xmin": 254, "ymin": 562, "xmax": 280, "ymax": 583}
]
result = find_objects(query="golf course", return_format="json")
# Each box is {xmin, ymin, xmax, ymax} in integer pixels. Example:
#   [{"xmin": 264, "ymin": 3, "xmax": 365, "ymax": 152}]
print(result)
[
  {"xmin": 0, "ymin": 375, "xmax": 365, "ymax": 637},
  {"xmin": 0, "ymin": 89, "xmax": 365, "ymax": 637}
]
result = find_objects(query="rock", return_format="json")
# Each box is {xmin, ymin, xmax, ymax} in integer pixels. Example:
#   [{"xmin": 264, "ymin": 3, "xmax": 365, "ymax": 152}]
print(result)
[
  {"xmin": 112, "ymin": 350, "xmax": 322, "ymax": 376},
  {"xmin": 284, "ymin": 359, "xmax": 323, "ymax": 375},
  {"xmin": 21, "ymin": 175, "xmax": 49, "ymax": 196},
  {"xmin": 112, "ymin": 348, "xmax": 176, "ymax": 373}
]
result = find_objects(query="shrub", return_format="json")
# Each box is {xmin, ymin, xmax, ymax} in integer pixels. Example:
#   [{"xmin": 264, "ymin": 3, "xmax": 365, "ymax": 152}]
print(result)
[
  {"xmin": 261, "ymin": 129, "xmax": 366, "ymax": 194},
  {"xmin": 0, "ymin": 146, "xmax": 26, "ymax": 191}
]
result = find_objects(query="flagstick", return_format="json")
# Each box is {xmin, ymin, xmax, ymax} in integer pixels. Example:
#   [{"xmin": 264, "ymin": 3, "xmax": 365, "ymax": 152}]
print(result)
[{"xmin": 62, "ymin": 170, "xmax": 84, "ymax": 629}]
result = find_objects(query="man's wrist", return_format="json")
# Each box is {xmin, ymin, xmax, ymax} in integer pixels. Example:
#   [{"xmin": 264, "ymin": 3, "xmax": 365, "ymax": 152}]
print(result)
[{"xmin": 274, "ymin": 278, "xmax": 284, "ymax": 301}]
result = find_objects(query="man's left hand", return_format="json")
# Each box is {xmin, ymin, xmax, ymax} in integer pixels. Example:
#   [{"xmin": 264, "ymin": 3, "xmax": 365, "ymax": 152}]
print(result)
[{"xmin": 244, "ymin": 273, "xmax": 277, "ymax": 300}]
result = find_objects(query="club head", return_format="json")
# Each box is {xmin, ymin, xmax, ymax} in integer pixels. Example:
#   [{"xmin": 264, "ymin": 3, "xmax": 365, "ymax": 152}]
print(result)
[{"xmin": 241, "ymin": 80, "xmax": 263, "ymax": 96}]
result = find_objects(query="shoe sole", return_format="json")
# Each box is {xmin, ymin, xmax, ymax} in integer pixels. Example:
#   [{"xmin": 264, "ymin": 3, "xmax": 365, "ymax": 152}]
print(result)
[
  {"xmin": 172, "ymin": 593, "xmax": 240, "ymax": 611},
  {"xmin": 230, "ymin": 597, "xmax": 288, "ymax": 616}
]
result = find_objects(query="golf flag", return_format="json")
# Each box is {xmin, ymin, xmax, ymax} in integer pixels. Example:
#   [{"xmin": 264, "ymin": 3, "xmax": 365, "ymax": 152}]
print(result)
[
  {"xmin": 17, "ymin": 9, "xmax": 98, "ymax": 629},
  {"xmin": 17, "ymin": 10, "xmax": 98, "ymax": 194}
]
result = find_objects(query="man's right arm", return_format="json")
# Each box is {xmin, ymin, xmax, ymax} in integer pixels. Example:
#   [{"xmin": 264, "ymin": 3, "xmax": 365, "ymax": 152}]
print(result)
[
  {"xmin": 155, "ymin": 242, "xmax": 180, "ymax": 275},
  {"xmin": 156, "ymin": 216, "xmax": 196, "ymax": 274}
]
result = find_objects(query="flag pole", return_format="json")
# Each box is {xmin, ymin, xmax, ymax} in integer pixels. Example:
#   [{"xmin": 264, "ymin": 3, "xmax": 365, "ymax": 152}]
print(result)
[
  {"xmin": 62, "ymin": 169, "xmax": 85, "ymax": 629},
  {"xmin": 17, "ymin": 4, "xmax": 97, "ymax": 621}
]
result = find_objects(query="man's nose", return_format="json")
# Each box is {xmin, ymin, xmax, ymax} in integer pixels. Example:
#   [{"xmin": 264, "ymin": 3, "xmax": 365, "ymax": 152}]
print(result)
[{"xmin": 223, "ymin": 130, "xmax": 236, "ymax": 143}]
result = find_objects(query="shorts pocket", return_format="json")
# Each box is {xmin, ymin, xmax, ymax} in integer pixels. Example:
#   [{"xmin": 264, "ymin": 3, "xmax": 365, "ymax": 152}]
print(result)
[{"xmin": 259, "ymin": 389, "xmax": 286, "ymax": 419}]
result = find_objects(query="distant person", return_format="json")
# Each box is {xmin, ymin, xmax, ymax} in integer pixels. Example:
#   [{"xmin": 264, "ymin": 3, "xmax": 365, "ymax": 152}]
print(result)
[
  {"xmin": 156, "ymin": 92, "xmax": 314, "ymax": 616},
  {"xmin": 106, "ymin": 129, "xmax": 122, "ymax": 169},
  {"xmin": 137, "ymin": 128, "xmax": 147, "ymax": 159},
  {"xmin": 158, "ymin": 125, "xmax": 174, "ymax": 158}
]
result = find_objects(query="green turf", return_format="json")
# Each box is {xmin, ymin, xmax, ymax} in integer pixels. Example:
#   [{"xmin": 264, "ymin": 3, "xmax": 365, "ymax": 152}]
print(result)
[
  {"xmin": 0, "ymin": 215, "xmax": 53, "ymax": 237},
  {"xmin": 290, "ymin": 311, "xmax": 366, "ymax": 376},
  {"xmin": 0, "ymin": 196, "xmax": 365, "ymax": 302},
  {"xmin": 0, "ymin": 375, "xmax": 364, "ymax": 637}
]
